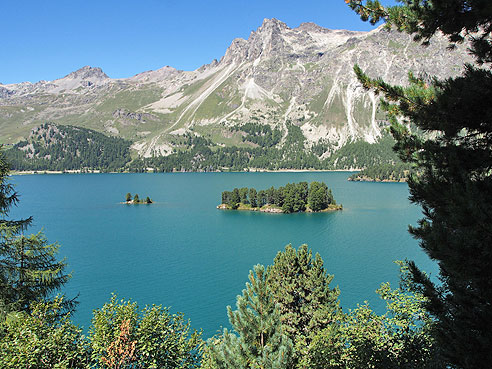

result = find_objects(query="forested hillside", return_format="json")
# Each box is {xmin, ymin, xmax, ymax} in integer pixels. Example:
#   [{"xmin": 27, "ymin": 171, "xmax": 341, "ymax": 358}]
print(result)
[
  {"xmin": 129, "ymin": 128, "xmax": 403, "ymax": 172},
  {"xmin": 348, "ymin": 162, "xmax": 413, "ymax": 182},
  {"xmin": 5, "ymin": 121, "xmax": 410, "ymax": 174},
  {"xmin": 5, "ymin": 123, "xmax": 132, "ymax": 171}
]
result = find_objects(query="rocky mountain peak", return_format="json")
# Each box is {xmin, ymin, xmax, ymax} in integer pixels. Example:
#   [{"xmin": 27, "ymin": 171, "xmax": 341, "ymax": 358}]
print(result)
[
  {"xmin": 64, "ymin": 66, "xmax": 109, "ymax": 80},
  {"xmin": 37, "ymin": 66, "xmax": 112, "ymax": 93},
  {"xmin": 221, "ymin": 18, "xmax": 291, "ymax": 64},
  {"xmin": 297, "ymin": 22, "xmax": 328, "ymax": 33},
  {"xmin": 252, "ymin": 18, "xmax": 289, "ymax": 44},
  {"xmin": 129, "ymin": 65, "xmax": 181, "ymax": 83},
  {"xmin": 258, "ymin": 18, "xmax": 289, "ymax": 33}
]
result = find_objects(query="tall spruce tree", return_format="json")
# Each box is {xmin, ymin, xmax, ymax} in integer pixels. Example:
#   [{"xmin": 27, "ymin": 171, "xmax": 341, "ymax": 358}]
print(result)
[
  {"xmin": 266, "ymin": 245, "xmax": 340, "ymax": 368},
  {"xmin": 0, "ymin": 150, "xmax": 71, "ymax": 318},
  {"xmin": 206, "ymin": 265, "xmax": 293, "ymax": 369},
  {"xmin": 347, "ymin": 1, "xmax": 492, "ymax": 367},
  {"xmin": 0, "ymin": 233, "xmax": 71, "ymax": 316}
]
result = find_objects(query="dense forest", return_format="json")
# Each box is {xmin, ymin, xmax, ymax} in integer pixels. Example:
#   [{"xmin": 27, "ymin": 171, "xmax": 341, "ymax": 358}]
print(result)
[
  {"xmin": 348, "ymin": 162, "xmax": 414, "ymax": 182},
  {"xmin": 129, "ymin": 127, "xmax": 402, "ymax": 172},
  {"xmin": 5, "ymin": 121, "xmax": 405, "ymax": 173},
  {"xmin": 5, "ymin": 123, "xmax": 132, "ymax": 171},
  {"xmin": 231, "ymin": 122, "xmax": 283, "ymax": 147},
  {"xmin": 220, "ymin": 181, "xmax": 340, "ymax": 213}
]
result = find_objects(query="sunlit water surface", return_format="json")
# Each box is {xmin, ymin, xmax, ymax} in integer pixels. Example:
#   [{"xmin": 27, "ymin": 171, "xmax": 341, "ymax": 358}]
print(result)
[{"xmin": 10, "ymin": 172, "xmax": 436, "ymax": 337}]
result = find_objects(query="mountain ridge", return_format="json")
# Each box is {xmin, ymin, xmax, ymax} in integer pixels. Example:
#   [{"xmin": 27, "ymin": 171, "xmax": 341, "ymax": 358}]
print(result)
[{"xmin": 0, "ymin": 18, "xmax": 473, "ymax": 163}]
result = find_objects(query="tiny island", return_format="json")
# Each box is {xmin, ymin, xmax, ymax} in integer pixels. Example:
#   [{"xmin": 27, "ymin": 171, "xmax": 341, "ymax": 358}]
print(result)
[
  {"xmin": 218, "ymin": 181, "xmax": 342, "ymax": 214},
  {"xmin": 124, "ymin": 192, "xmax": 153, "ymax": 204}
]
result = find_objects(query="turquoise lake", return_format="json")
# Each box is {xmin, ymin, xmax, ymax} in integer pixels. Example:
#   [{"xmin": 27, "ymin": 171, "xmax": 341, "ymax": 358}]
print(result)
[{"xmin": 10, "ymin": 172, "xmax": 436, "ymax": 337}]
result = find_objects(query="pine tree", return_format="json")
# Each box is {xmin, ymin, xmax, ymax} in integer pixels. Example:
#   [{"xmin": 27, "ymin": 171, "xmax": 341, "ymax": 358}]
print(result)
[
  {"xmin": 266, "ymin": 244, "xmax": 340, "ymax": 367},
  {"xmin": 347, "ymin": 1, "xmax": 492, "ymax": 367},
  {"xmin": 207, "ymin": 265, "xmax": 293, "ymax": 369},
  {"xmin": 0, "ymin": 150, "xmax": 71, "ymax": 318}
]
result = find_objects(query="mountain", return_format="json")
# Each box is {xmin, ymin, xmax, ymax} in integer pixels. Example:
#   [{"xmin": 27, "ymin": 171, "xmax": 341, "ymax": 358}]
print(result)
[
  {"xmin": 6, "ymin": 123, "xmax": 131, "ymax": 171},
  {"xmin": 0, "ymin": 19, "xmax": 473, "ymax": 167}
]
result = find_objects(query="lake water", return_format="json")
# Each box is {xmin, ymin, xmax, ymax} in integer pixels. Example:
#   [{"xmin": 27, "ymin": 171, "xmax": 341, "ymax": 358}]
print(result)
[{"xmin": 10, "ymin": 172, "xmax": 436, "ymax": 337}]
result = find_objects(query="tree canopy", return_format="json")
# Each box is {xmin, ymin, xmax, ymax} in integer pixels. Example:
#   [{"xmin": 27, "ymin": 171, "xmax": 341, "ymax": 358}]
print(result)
[
  {"xmin": 204, "ymin": 265, "xmax": 293, "ymax": 369},
  {"xmin": 221, "ymin": 182, "xmax": 338, "ymax": 213},
  {"xmin": 89, "ymin": 294, "xmax": 203, "ymax": 369},
  {"xmin": 204, "ymin": 245, "xmax": 440, "ymax": 369},
  {"xmin": 266, "ymin": 245, "xmax": 340, "ymax": 367}
]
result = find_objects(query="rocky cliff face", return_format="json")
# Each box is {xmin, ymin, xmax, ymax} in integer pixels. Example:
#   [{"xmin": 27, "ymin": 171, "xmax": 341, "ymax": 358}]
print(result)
[{"xmin": 0, "ymin": 19, "xmax": 473, "ymax": 157}]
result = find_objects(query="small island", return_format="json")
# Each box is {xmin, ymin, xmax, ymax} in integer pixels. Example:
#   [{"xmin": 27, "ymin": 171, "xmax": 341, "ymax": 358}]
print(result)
[
  {"xmin": 218, "ymin": 181, "xmax": 342, "ymax": 213},
  {"xmin": 124, "ymin": 192, "xmax": 153, "ymax": 204}
]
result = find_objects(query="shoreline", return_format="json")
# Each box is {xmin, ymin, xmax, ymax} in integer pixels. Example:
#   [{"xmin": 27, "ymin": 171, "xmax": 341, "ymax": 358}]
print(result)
[
  {"xmin": 11, "ymin": 168, "xmax": 360, "ymax": 175},
  {"xmin": 217, "ymin": 203, "xmax": 343, "ymax": 213},
  {"xmin": 11, "ymin": 169, "xmax": 102, "ymax": 175},
  {"xmin": 348, "ymin": 176, "xmax": 407, "ymax": 183}
]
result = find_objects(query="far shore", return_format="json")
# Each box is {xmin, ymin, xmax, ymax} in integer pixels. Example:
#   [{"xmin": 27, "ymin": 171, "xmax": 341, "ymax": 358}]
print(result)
[
  {"xmin": 349, "ymin": 177, "xmax": 407, "ymax": 183},
  {"xmin": 11, "ymin": 169, "xmax": 101, "ymax": 175},
  {"xmin": 11, "ymin": 168, "xmax": 360, "ymax": 175}
]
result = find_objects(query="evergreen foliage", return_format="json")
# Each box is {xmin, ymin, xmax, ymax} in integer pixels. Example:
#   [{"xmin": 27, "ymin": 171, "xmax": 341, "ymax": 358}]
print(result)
[
  {"xmin": 131, "ymin": 128, "xmax": 400, "ymax": 172},
  {"xmin": 221, "ymin": 181, "xmax": 337, "ymax": 213},
  {"xmin": 204, "ymin": 247, "xmax": 439, "ymax": 369},
  {"xmin": 324, "ymin": 134, "xmax": 401, "ymax": 169},
  {"xmin": 266, "ymin": 245, "xmax": 340, "ymax": 367},
  {"xmin": 248, "ymin": 188, "xmax": 258, "ymax": 208},
  {"xmin": 124, "ymin": 193, "xmax": 152, "ymax": 204},
  {"xmin": 232, "ymin": 123, "xmax": 282, "ymax": 147},
  {"xmin": 6, "ymin": 122, "xmax": 407, "ymax": 173},
  {"xmin": 6, "ymin": 123, "xmax": 132, "ymax": 171},
  {"xmin": 0, "ymin": 233, "xmax": 71, "ymax": 317},
  {"xmin": 0, "ymin": 150, "xmax": 72, "ymax": 319},
  {"xmin": 348, "ymin": 1, "xmax": 492, "ymax": 367},
  {"xmin": 349, "ymin": 162, "xmax": 414, "ymax": 182},
  {"xmin": 205, "ymin": 265, "xmax": 293, "ymax": 369}
]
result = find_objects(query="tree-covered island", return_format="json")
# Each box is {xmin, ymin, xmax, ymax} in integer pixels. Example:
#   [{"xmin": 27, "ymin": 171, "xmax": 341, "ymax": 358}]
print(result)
[
  {"xmin": 124, "ymin": 192, "xmax": 152, "ymax": 204},
  {"xmin": 218, "ymin": 181, "xmax": 342, "ymax": 213}
]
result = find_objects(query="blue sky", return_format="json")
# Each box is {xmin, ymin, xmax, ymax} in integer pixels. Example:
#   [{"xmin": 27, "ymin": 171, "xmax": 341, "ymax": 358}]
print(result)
[{"xmin": 2, "ymin": 0, "xmax": 396, "ymax": 84}]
